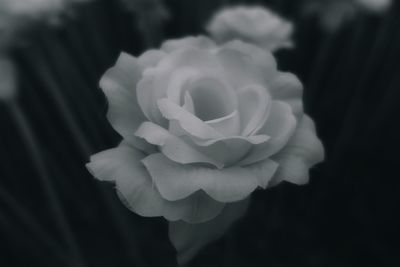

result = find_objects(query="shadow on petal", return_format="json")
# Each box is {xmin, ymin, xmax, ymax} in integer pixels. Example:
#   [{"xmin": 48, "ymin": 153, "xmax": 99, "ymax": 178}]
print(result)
[
  {"xmin": 142, "ymin": 153, "xmax": 278, "ymax": 202},
  {"xmin": 86, "ymin": 145, "xmax": 224, "ymax": 223}
]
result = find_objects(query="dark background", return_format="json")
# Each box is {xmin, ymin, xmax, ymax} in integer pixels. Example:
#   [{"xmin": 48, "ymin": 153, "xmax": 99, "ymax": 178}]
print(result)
[{"xmin": 1, "ymin": 0, "xmax": 399, "ymax": 266}]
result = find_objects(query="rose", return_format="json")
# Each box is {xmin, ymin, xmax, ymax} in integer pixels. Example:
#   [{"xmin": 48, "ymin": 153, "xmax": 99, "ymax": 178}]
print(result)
[
  {"xmin": 302, "ymin": 0, "xmax": 357, "ymax": 31},
  {"xmin": 86, "ymin": 36, "xmax": 324, "ymax": 263},
  {"xmin": 0, "ymin": 0, "xmax": 66, "ymax": 18},
  {"xmin": 206, "ymin": 6, "xmax": 294, "ymax": 52},
  {"xmin": 120, "ymin": 0, "xmax": 170, "ymax": 45},
  {"xmin": 303, "ymin": 0, "xmax": 391, "ymax": 31},
  {"xmin": 355, "ymin": 0, "xmax": 391, "ymax": 12},
  {"xmin": 0, "ymin": 0, "xmax": 91, "ymax": 29}
]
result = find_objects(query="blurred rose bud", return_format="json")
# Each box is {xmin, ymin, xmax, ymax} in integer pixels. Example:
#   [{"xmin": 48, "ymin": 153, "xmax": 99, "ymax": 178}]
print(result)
[
  {"xmin": 355, "ymin": 0, "xmax": 391, "ymax": 13},
  {"xmin": 302, "ymin": 0, "xmax": 392, "ymax": 32},
  {"xmin": 206, "ymin": 6, "xmax": 294, "ymax": 52}
]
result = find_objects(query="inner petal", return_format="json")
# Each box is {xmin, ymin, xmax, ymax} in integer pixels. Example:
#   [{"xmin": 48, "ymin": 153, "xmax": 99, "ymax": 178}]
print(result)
[
  {"xmin": 166, "ymin": 67, "xmax": 201, "ymax": 105},
  {"xmin": 237, "ymin": 84, "xmax": 271, "ymax": 136},
  {"xmin": 188, "ymin": 77, "xmax": 237, "ymax": 121},
  {"xmin": 206, "ymin": 110, "xmax": 241, "ymax": 136},
  {"xmin": 138, "ymin": 48, "xmax": 222, "ymax": 126}
]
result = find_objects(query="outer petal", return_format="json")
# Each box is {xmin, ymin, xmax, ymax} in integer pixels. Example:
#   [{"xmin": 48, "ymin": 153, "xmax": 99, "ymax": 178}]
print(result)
[
  {"xmin": 135, "ymin": 121, "xmax": 224, "ymax": 169},
  {"xmin": 237, "ymin": 84, "xmax": 271, "ymax": 136},
  {"xmin": 239, "ymin": 101, "xmax": 297, "ymax": 166},
  {"xmin": 161, "ymin": 36, "xmax": 217, "ymax": 53},
  {"xmin": 269, "ymin": 72, "xmax": 303, "ymax": 116},
  {"xmin": 270, "ymin": 115, "xmax": 325, "ymax": 185},
  {"xmin": 100, "ymin": 53, "xmax": 152, "ymax": 152},
  {"xmin": 142, "ymin": 153, "xmax": 278, "ymax": 202},
  {"xmin": 192, "ymin": 135, "xmax": 269, "ymax": 166},
  {"xmin": 169, "ymin": 198, "xmax": 250, "ymax": 264},
  {"xmin": 217, "ymin": 40, "xmax": 277, "ymax": 90},
  {"xmin": 86, "ymin": 145, "xmax": 224, "ymax": 223},
  {"xmin": 101, "ymin": 52, "xmax": 142, "ymax": 94},
  {"xmin": 137, "ymin": 49, "xmax": 167, "ymax": 68},
  {"xmin": 136, "ymin": 72, "xmax": 167, "ymax": 125},
  {"xmin": 222, "ymin": 40, "xmax": 277, "ymax": 77}
]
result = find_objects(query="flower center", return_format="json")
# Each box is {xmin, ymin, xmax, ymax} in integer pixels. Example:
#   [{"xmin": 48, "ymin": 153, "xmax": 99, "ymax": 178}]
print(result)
[{"xmin": 187, "ymin": 77, "xmax": 235, "ymax": 121}]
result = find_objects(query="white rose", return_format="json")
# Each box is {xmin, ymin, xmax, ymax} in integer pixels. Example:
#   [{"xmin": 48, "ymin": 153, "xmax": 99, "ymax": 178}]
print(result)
[
  {"xmin": 86, "ymin": 36, "xmax": 324, "ymax": 263},
  {"xmin": 206, "ymin": 6, "xmax": 294, "ymax": 52},
  {"xmin": 302, "ymin": 0, "xmax": 391, "ymax": 32},
  {"xmin": 355, "ymin": 0, "xmax": 391, "ymax": 12}
]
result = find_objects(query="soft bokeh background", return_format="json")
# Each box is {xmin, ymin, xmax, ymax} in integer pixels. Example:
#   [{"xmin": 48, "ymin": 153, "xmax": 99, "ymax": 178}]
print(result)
[{"xmin": 1, "ymin": 0, "xmax": 399, "ymax": 266}]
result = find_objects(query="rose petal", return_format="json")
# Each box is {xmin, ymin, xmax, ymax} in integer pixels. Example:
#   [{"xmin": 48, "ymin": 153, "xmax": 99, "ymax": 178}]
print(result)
[
  {"xmin": 260, "ymin": 22, "xmax": 294, "ymax": 52},
  {"xmin": 137, "ymin": 49, "xmax": 167, "ymax": 68},
  {"xmin": 270, "ymin": 115, "xmax": 325, "ymax": 185},
  {"xmin": 216, "ymin": 48, "xmax": 259, "ymax": 90},
  {"xmin": 156, "ymin": 48, "xmax": 221, "ymax": 74},
  {"xmin": 157, "ymin": 98, "xmax": 223, "ymax": 140},
  {"xmin": 100, "ymin": 53, "xmax": 153, "ymax": 152},
  {"xmin": 136, "ymin": 72, "xmax": 167, "ymax": 125},
  {"xmin": 163, "ymin": 103, "xmax": 268, "ymax": 165},
  {"xmin": 167, "ymin": 90, "xmax": 268, "ymax": 163},
  {"xmin": 135, "ymin": 121, "xmax": 224, "ymax": 169},
  {"xmin": 169, "ymin": 198, "xmax": 250, "ymax": 264},
  {"xmin": 101, "ymin": 52, "xmax": 142, "ymax": 94},
  {"xmin": 239, "ymin": 101, "xmax": 297, "ymax": 166},
  {"xmin": 237, "ymin": 84, "xmax": 271, "ymax": 136},
  {"xmin": 142, "ymin": 153, "xmax": 278, "ymax": 202},
  {"xmin": 222, "ymin": 40, "xmax": 277, "ymax": 78},
  {"xmin": 269, "ymin": 72, "xmax": 303, "ymax": 116},
  {"xmin": 86, "ymin": 145, "xmax": 224, "ymax": 223},
  {"xmin": 161, "ymin": 36, "xmax": 217, "ymax": 53},
  {"xmin": 167, "ymin": 91, "xmax": 196, "ymax": 137},
  {"xmin": 182, "ymin": 91, "xmax": 195, "ymax": 114},
  {"xmin": 192, "ymin": 135, "xmax": 269, "ymax": 166},
  {"xmin": 137, "ymin": 48, "xmax": 221, "ymax": 126},
  {"xmin": 190, "ymin": 76, "xmax": 237, "ymax": 119},
  {"xmin": 166, "ymin": 69, "xmax": 239, "ymax": 124},
  {"xmin": 166, "ymin": 67, "xmax": 201, "ymax": 105},
  {"xmin": 216, "ymin": 40, "xmax": 277, "ymax": 90},
  {"xmin": 206, "ymin": 110, "xmax": 241, "ymax": 137}
]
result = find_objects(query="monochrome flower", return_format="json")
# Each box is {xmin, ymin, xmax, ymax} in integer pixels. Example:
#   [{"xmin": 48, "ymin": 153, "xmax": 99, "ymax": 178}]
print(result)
[
  {"xmin": 303, "ymin": 0, "xmax": 392, "ymax": 31},
  {"xmin": 86, "ymin": 36, "xmax": 324, "ymax": 263},
  {"xmin": 0, "ymin": 0, "xmax": 90, "ymax": 48},
  {"xmin": 207, "ymin": 6, "xmax": 293, "ymax": 52},
  {"xmin": 355, "ymin": 0, "xmax": 391, "ymax": 13},
  {"xmin": 118, "ymin": 0, "xmax": 170, "ymax": 45},
  {"xmin": 0, "ymin": 0, "xmax": 87, "ymax": 23}
]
